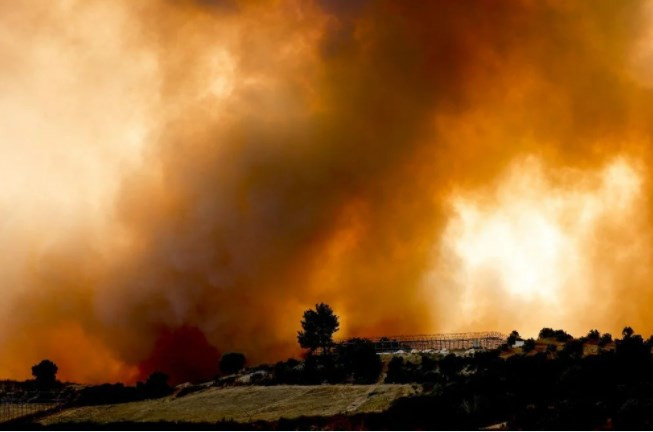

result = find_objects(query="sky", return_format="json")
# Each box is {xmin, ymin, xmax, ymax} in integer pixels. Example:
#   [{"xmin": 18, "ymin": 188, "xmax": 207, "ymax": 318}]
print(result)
[{"xmin": 2, "ymin": 0, "xmax": 653, "ymax": 384}]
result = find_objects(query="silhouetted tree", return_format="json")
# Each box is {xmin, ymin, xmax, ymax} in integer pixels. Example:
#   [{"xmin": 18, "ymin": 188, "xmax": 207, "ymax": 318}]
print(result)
[
  {"xmin": 297, "ymin": 303, "xmax": 340, "ymax": 355},
  {"xmin": 539, "ymin": 328, "xmax": 556, "ymax": 339},
  {"xmin": 554, "ymin": 329, "xmax": 573, "ymax": 342},
  {"xmin": 507, "ymin": 330, "xmax": 521, "ymax": 346},
  {"xmin": 141, "ymin": 372, "xmax": 172, "ymax": 398},
  {"xmin": 523, "ymin": 338, "xmax": 536, "ymax": 353},
  {"xmin": 386, "ymin": 357, "xmax": 407, "ymax": 383},
  {"xmin": 220, "ymin": 352, "xmax": 246, "ymax": 375},
  {"xmin": 31, "ymin": 359, "xmax": 58, "ymax": 386},
  {"xmin": 616, "ymin": 329, "xmax": 648, "ymax": 374},
  {"xmin": 587, "ymin": 329, "xmax": 600, "ymax": 342},
  {"xmin": 560, "ymin": 339, "xmax": 584, "ymax": 360},
  {"xmin": 598, "ymin": 333, "xmax": 613, "ymax": 347}
]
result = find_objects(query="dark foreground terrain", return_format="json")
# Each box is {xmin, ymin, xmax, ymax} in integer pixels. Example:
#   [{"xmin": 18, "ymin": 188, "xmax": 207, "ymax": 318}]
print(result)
[{"xmin": 7, "ymin": 329, "xmax": 653, "ymax": 430}]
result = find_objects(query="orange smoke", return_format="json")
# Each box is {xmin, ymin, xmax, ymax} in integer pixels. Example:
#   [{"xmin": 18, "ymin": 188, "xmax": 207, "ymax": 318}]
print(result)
[{"xmin": 2, "ymin": 0, "xmax": 653, "ymax": 383}]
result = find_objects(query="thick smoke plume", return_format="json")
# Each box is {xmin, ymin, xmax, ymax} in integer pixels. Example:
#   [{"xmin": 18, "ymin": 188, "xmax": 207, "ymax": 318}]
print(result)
[{"xmin": 2, "ymin": 0, "xmax": 653, "ymax": 383}]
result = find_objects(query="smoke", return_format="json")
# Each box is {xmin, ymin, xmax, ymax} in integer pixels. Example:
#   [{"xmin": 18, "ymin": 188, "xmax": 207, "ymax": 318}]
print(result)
[
  {"xmin": 1, "ymin": 0, "xmax": 653, "ymax": 383},
  {"xmin": 137, "ymin": 326, "xmax": 221, "ymax": 384}
]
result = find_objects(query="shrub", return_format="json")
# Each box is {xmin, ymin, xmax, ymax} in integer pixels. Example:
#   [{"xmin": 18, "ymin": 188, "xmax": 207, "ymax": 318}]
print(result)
[
  {"xmin": 523, "ymin": 338, "xmax": 536, "ymax": 353},
  {"xmin": 76, "ymin": 383, "xmax": 140, "ymax": 406},
  {"xmin": 598, "ymin": 333, "xmax": 613, "ymax": 347},
  {"xmin": 439, "ymin": 354, "xmax": 462, "ymax": 379},
  {"xmin": 421, "ymin": 354, "xmax": 437, "ymax": 372},
  {"xmin": 507, "ymin": 330, "xmax": 521, "ymax": 345},
  {"xmin": 555, "ymin": 330, "xmax": 573, "ymax": 342},
  {"xmin": 139, "ymin": 372, "xmax": 172, "ymax": 398},
  {"xmin": 560, "ymin": 339, "xmax": 584, "ymax": 360},
  {"xmin": 378, "ymin": 337, "xmax": 401, "ymax": 352},
  {"xmin": 587, "ymin": 329, "xmax": 601, "ymax": 342},
  {"xmin": 32, "ymin": 359, "xmax": 58, "ymax": 387},
  {"xmin": 386, "ymin": 357, "xmax": 407, "ymax": 383},
  {"xmin": 336, "ymin": 338, "xmax": 382, "ymax": 384},
  {"xmin": 220, "ymin": 352, "xmax": 246, "ymax": 375},
  {"xmin": 272, "ymin": 359, "xmax": 302, "ymax": 384},
  {"xmin": 539, "ymin": 328, "xmax": 556, "ymax": 339}
]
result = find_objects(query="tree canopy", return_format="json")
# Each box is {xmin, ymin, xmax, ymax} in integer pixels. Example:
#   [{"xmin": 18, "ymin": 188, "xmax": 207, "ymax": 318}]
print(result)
[
  {"xmin": 220, "ymin": 352, "xmax": 246, "ymax": 375},
  {"xmin": 297, "ymin": 302, "xmax": 340, "ymax": 354},
  {"xmin": 31, "ymin": 359, "xmax": 58, "ymax": 386},
  {"xmin": 507, "ymin": 330, "xmax": 521, "ymax": 346}
]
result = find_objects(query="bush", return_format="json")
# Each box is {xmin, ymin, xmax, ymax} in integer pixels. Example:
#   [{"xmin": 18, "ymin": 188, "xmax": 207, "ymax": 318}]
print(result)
[
  {"xmin": 386, "ymin": 357, "xmax": 408, "ymax": 383},
  {"xmin": 522, "ymin": 338, "xmax": 536, "ymax": 353},
  {"xmin": 378, "ymin": 337, "xmax": 401, "ymax": 352},
  {"xmin": 302, "ymin": 353, "xmax": 332, "ymax": 384},
  {"xmin": 537, "ymin": 328, "xmax": 572, "ymax": 342},
  {"xmin": 421, "ymin": 354, "xmax": 437, "ymax": 372},
  {"xmin": 439, "ymin": 354, "xmax": 462, "ymax": 379},
  {"xmin": 272, "ymin": 359, "xmax": 302, "ymax": 384},
  {"xmin": 76, "ymin": 383, "xmax": 141, "ymax": 406},
  {"xmin": 587, "ymin": 329, "xmax": 600, "ymax": 341},
  {"xmin": 220, "ymin": 352, "xmax": 246, "ymax": 375},
  {"xmin": 139, "ymin": 372, "xmax": 172, "ymax": 398},
  {"xmin": 32, "ymin": 359, "xmax": 58, "ymax": 387},
  {"xmin": 622, "ymin": 327, "xmax": 635, "ymax": 338},
  {"xmin": 507, "ymin": 330, "xmax": 521, "ymax": 346},
  {"xmin": 598, "ymin": 333, "xmax": 613, "ymax": 347},
  {"xmin": 336, "ymin": 338, "xmax": 382, "ymax": 384},
  {"xmin": 555, "ymin": 330, "xmax": 573, "ymax": 342},
  {"xmin": 539, "ymin": 328, "xmax": 556, "ymax": 339},
  {"xmin": 560, "ymin": 339, "xmax": 584, "ymax": 360},
  {"xmin": 615, "ymin": 330, "xmax": 650, "ymax": 380}
]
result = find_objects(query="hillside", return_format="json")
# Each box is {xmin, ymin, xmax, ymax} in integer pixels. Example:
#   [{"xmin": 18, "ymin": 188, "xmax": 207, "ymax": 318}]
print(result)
[{"xmin": 37, "ymin": 384, "xmax": 417, "ymax": 426}]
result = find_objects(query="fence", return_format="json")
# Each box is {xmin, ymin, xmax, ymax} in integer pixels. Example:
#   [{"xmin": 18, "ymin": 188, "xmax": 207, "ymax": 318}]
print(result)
[
  {"xmin": 339, "ymin": 331, "xmax": 507, "ymax": 353},
  {"xmin": 0, "ymin": 402, "xmax": 60, "ymax": 423},
  {"xmin": 0, "ymin": 391, "xmax": 67, "ymax": 424}
]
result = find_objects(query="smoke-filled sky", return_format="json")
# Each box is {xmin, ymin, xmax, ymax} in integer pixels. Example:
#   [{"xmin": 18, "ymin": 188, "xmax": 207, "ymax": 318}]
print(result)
[{"xmin": 3, "ymin": 0, "xmax": 653, "ymax": 384}]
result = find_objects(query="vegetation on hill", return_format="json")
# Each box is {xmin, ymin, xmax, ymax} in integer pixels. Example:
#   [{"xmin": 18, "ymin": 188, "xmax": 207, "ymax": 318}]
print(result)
[
  {"xmin": 370, "ymin": 326, "xmax": 653, "ymax": 429},
  {"xmin": 8, "ymin": 303, "xmax": 653, "ymax": 429}
]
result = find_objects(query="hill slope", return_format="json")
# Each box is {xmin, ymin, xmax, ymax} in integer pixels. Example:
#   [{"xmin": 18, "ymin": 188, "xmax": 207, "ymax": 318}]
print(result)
[{"xmin": 38, "ymin": 384, "xmax": 416, "ymax": 426}]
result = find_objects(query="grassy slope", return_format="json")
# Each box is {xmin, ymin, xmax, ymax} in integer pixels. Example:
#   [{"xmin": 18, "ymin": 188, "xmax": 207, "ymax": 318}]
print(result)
[{"xmin": 38, "ymin": 384, "xmax": 416, "ymax": 425}]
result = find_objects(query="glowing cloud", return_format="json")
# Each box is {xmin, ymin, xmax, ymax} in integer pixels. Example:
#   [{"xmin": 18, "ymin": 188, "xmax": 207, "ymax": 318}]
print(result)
[{"xmin": 427, "ymin": 156, "xmax": 648, "ymax": 337}]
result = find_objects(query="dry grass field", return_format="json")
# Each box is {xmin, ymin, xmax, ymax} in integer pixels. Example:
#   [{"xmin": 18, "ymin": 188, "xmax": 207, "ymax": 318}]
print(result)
[{"xmin": 37, "ymin": 384, "xmax": 417, "ymax": 426}]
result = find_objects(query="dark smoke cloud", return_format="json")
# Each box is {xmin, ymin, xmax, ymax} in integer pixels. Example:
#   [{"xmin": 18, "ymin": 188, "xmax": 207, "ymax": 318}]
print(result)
[{"xmin": 137, "ymin": 326, "xmax": 221, "ymax": 384}]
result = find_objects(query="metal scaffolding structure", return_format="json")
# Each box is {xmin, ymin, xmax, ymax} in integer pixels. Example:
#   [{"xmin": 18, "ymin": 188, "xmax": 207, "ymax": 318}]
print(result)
[{"xmin": 339, "ymin": 331, "xmax": 507, "ymax": 353}]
